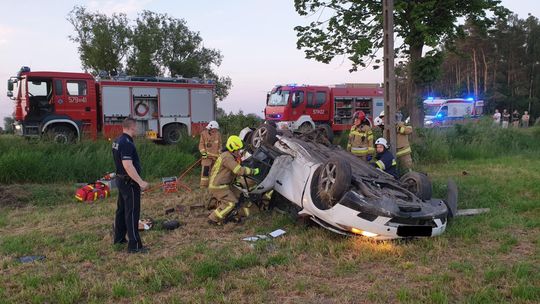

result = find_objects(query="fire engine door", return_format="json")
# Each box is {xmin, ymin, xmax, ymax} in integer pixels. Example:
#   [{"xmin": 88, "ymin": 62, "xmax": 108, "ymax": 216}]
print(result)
[{"xmin": 305, "ymin": 90, "xmax": 330, "ymax": 122}]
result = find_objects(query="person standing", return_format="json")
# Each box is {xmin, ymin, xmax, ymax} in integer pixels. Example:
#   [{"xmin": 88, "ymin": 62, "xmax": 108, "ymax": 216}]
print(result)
[
  {"xmin": 512, "ymin": 110, "xmax": 520, "ymax": 128},
  {"xmin": 396, "ymin": 121, "xmax": 413, "ymax": 170},
  {"xmin": 371, "ymin": 137, "xmax": 398, "ymax": 179},
  {"xmin": 522, "ymin": 111, "xmax": 530, "ymax": 128},
  {"xmin": 199, "ymin": 121, "xmax": 222, "ymax": 188},
  {"xmin": 347, "ymin": 111, "xmax": 374, "ymax": 161},
  {"xmin": 112, "ymin": 118, "xmax": 149, "ymax": 254},
  {"xmin": 208, "ymin": 135, "xmax": 260, "ymax": 225},
  {"xmin": 502, "ymin": 109, "xmax": 510, "ymax": 129},
  {"xmin": 492, "ymin": 109, "xmax": 501, "ymax": 127}
]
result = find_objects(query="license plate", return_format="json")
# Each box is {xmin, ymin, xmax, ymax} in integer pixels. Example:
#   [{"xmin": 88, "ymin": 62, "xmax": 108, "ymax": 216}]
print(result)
[{"xmin": 146, "ymin": 131, "xmax": 158, "ymax": 139}]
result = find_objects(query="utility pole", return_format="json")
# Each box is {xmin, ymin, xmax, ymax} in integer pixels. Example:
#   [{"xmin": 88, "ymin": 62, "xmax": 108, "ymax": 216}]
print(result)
[{"xmin": 383, "ymin": 0, "xmax": 397, "ymax": 156}]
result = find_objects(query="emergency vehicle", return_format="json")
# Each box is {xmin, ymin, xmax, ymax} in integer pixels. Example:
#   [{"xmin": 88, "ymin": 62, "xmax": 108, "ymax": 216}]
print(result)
[
  {"xmin": 264, "ymin": 83, "xmax": 384, "ymax": 135},
  {"xmin": 423, "ymin": 97, "xmax": 484, "ymax": 127},
  {"xmin": 6, "ymin": 66, "xmax": 216, "ymax": 144}
]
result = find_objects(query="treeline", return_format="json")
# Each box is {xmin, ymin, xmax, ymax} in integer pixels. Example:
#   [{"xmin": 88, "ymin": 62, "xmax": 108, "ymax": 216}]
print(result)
[{"xmin": 411, "ymin": 14, "xmax": 540, "ymax": 117}]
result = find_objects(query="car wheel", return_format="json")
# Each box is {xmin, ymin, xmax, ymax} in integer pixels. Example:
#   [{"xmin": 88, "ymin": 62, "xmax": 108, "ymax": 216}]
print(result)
[
  {"xmin": 400, "ymin": 171, "xmax": 433, "ymax": 201},
  {"xmin": 163, "ymin": 124, "xmax": 185, "ymax": 145},
  {"xmin": 251, "ymin": 124, "xmax": 277, "ymax": 149},
  {"xmin": 45, "ymin": 125, "xmax": 75, "ymax": 144},
  {"xmin": 298, "ymin": 122, "xmax": 313, "ymax": 133},
  {"xmin": 317, "ymin": 158, "xmax": 352, "ymax": 208}
]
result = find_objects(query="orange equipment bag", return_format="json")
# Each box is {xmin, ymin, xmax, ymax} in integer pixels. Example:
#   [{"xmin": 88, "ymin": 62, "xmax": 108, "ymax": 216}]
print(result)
[{"xmin": 75, "ymin": 182, "xmax": 111, "ymax": 202}]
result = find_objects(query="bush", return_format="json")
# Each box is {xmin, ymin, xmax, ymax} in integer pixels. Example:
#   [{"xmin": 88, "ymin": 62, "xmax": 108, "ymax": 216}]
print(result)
[{"xmin": 217, "ymin": 111, "xmax": 263, "ymax": 138}]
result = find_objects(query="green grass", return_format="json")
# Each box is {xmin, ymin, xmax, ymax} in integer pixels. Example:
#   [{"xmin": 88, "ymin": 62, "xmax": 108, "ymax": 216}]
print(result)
[
  {"xmin": 0, "ymin": 135, "xmax": 198, "ymax": 184},
  {"xmin": 0, "ymin": 123, "xmax": 538, "ymax": 303}
]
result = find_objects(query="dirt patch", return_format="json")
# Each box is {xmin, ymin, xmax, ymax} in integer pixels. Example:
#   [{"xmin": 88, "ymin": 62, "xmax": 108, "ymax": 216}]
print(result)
[{"xmin": 0, "ymin": 185, "xmax": 31, "ymax": 208}]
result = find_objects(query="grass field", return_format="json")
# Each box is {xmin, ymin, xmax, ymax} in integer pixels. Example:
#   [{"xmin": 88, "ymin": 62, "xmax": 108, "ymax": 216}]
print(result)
[{"xmin": 0, "ymin": 125, "xmax": 539, "ymax": 303}]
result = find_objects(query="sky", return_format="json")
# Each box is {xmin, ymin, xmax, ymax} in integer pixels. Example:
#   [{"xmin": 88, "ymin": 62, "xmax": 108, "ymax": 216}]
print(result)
[{"xmin": 0, "ymin": 0, "xmax": 538, "ymax": 122}]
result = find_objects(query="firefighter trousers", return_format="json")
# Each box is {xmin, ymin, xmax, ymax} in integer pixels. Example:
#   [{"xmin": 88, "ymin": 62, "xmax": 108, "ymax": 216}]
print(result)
[
  {"xmin": 208, "ymin": 187, "xmax": 256, "ymax": 223},
  {"xmin": 200, "ymin": 157, "xmax": 216, "ymax": 188},
  {"xmin": 398, "ymin": 153, "xmax": 413, "ymax": 170},
  {"xmin": 113, "ymin": 179, "xmax": 143, "ymax": 251}
]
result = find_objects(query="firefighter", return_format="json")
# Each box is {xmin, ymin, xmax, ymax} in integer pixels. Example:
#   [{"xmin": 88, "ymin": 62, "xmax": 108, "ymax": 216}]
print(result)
[
  {"xmin": 112, "ymin": 118, "xmax": 149, "ymax": 254},
  {"xmin": 208, "ymin": 135, "xmax": 260, "ymax": 225},
  {"xmin": 374, "ymin": 111, "xmax": 385, "ymax": 130},
  {"xmin": 347, "ymin": 111, "xmax": 374, "ymax": 161},
  {"xmin": 372, "ymin": 137, "xmax": 398, "ymax": 179},
  {"xmin": 396, "ymin": 119, "xmax": 414, "ymax": 170},
  {"xmin": 199, "ymin": 121, "xmax": 222, "ymax": 188}
]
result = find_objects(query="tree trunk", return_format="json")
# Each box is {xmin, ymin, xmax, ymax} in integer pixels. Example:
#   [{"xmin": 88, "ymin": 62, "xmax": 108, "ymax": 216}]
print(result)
[
  {"xmin": 407, "ymin": 44, "xmax": 424, "ymax": 128},
  {"xmin": 473, "ymin": 48, "xmax": 478, "ymax": 99},
  {"xmin": 481, "ymin": 48, "xmax": 488, "ymax": 96}
]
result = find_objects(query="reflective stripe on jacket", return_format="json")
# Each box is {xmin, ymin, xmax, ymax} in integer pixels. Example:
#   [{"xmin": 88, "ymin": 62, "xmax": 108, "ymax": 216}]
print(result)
[
  {"xmin": 347, "ymin": 124, "xmax": 374, "ymax": 156},
  {"xmin": 209, "ymin": 151, "xmax": 254, "ymax": 190},
  {"xmin": 199, "ymin": 129, "xmax": 222, "ymax": 158}
]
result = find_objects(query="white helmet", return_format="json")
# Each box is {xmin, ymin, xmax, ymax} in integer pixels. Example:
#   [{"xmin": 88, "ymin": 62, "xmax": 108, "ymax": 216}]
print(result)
[
  {"xmin": 379, "ymin": 110, "xmax": 384, "ymax": 117},
  {"xmin": 375, "ymin": 137, "xmax": 389, "ymax": 149},
  {"xmin": 374, "ymin": 116, "xmax": 384, "ymax": 126},
  {"xmin": 239, "ymin": 127, "xmax": 253, "ymax": 142},
  {"xmin": 206, "ymin": 120, "xmax": 219, "ymax": 130}
]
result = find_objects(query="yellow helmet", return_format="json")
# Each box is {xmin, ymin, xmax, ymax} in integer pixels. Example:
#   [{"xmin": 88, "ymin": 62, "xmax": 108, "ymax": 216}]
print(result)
[{"xmin": 226, "ymin": 135, "xmax": 244, "ymax": 152}]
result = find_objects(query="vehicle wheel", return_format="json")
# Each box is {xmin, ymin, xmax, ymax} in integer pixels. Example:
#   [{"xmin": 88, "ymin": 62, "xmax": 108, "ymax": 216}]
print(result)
[
  {"xmin": 400, "ymin": 171, "xmax": 433, "ymax": 201},
  {"xmin": 319, "ymin": 124, "xmax": 334, "ymax": 142},
  {"xmin": 317, "ymin": 158, "xmax": 352, "ymax": 208},
  {"xmin": 298, "ymin": 122, "xmax": 313, "ymax": 133},
  {"xmin": 251, "ymin": 124, "xmax": 277, "ymax": 149},
  {"xmin": 45, "ymin": 125, "xmax": 76, "ymax": 144},
  {"xmin": 163, "ymin": 124, "xmax": 185, "ymax": 145}
]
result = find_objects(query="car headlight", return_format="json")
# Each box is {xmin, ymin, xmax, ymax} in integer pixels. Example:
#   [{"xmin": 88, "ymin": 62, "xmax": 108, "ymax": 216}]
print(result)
[
  {"xmin": 15, "ymin": 124, "xmax": 22, "ymax": 130},
  {"xmin": 351, "ymin": 228, "xmax": 378, "ymax": 237}
]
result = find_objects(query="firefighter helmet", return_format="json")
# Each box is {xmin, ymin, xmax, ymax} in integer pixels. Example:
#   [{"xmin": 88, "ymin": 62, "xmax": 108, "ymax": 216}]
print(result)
[
  {"xmin": 226, "ymin": 135, "xmax": 244, "ymax": 152},
  {"xmin": 375, "ymin": 137, "xmax": 389, "ymax": 149},
  {"xmin": 379, "ymin": 110, "xmax": 385, "ymax": 117},
  {"xmin": 374, "ymin": 116, "xmax": 384, "ymax": 127},
  {"xmin": 206, "ymin": 121, "xmax": 220, "ymax": 130},
  {"xmin": 239, "ymin": 127, "xmax": 254, "ymax": 142}
]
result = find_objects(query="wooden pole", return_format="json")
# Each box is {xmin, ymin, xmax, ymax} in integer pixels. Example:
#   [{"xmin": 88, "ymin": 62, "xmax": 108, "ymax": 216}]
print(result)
[{"xmin": 383, "ymin": 0, "xmax": 397, "ymax": 156}]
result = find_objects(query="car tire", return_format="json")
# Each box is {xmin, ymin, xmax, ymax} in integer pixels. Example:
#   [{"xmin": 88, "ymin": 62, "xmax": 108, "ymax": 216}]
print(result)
[
  {"xmin": 400, "ymin": 171, "xmax": 433, "ymax": 201},
  {"xmin": 298, "ymin": 122, "xmax": 313, "ymax": 133},
  {"xmin": 317, "ymin": 158, "xmax": 352, "ymax": 208},
  {"xmin": 45, "ymin": 125, "xmax": 76, "ymax": 144},
  {"xmin": 251, "ymin": 123, "xmax": 277, "ymax": 149},
  {"xmin": 163, "ymin": 124, "xmax": 185, "ymax": 145}
]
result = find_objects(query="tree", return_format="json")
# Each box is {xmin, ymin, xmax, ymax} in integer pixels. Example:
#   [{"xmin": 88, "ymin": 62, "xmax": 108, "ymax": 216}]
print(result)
[
  {"xmin": 294, "ymin": 0, "xmax": 508, "ymax": 127},
  {"xmin": 3, "ymin": 117, "xmax": 14, "ymax": 133},
  {"xmin": 68, "ymin": 7, "xmax": 232, "ymax": 100},
  {"xmin": 68, "ymin": 6, "xmax": 131, "ymax": 76}
]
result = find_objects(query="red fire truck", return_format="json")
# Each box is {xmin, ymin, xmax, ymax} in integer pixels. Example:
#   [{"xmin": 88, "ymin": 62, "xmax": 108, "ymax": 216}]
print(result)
[
  {"xmin": 264, "ymin": 83, "xmax": 384, "ymax": 136},
  {"xmin": 6, "ymin": 66, "xmax": 216, "ymax": 144}
]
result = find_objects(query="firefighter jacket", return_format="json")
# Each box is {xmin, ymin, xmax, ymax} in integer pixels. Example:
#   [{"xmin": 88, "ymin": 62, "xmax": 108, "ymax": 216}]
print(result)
[
  {"xmin": 372, "ymin": 149, "xmax": 398, "ymax": 179},
  {"xmin": 396, "ymin": 122, "xmax": 413, "ymax": 157},
  {"xmin": 347, "ymin": 124, "xmax": 374, "ymax": 157},
  {"xmin": 199, "ymin": 129, "xmax": 222, "ymax": 159},
  {"xmin": 209, "ymin": 151, "xmax": 256, "ymax": 190}
]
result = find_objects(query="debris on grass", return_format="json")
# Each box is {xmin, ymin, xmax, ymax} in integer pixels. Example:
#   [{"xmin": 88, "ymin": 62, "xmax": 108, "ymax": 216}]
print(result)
[
  {"xmin": 243, "ymin": 229, "xmax": 286, "ymax": 242},
  {"xmin": 17, "ymin": 255, "xmax": 45, "ymax": 263}
]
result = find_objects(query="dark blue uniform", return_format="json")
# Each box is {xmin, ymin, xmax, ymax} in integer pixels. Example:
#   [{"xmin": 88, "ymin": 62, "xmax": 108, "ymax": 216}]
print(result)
[
  {"xmin": 112, "ymin": 133, "xmax": 143, "ymax": 251},
  {"xmin": 373, "ymin": 149, "xmax": 398, "ymax": 179}
]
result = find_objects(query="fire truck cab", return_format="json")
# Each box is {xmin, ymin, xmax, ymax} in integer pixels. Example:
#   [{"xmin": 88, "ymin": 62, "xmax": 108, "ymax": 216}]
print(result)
[
  {"xmin": 264, "ymin": 83, "xmax": 384, "ymax": 135},
  {"xmin": 7, "ymin": 66, "xmax": 215, "ymax": 144}
]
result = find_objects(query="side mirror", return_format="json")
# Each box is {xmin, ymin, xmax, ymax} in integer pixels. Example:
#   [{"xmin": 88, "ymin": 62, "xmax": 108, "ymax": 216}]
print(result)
[
  {"xmin": 7, "ymin": 79, "xmax": 14, "ymax": 91},
  {"xmin": 7, "ymin": 91, "xmax": 13, "ymax": 98}
]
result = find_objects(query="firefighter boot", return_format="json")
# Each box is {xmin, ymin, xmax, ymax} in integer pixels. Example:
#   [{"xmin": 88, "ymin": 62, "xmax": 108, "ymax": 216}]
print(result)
[{"xmin": 208, "ymin": 201, "xmax": 235, "ymax": 224}]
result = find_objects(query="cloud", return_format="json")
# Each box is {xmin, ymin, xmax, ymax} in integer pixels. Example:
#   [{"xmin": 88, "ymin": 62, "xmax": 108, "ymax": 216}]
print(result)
[{"xmin": 87, "ymin": 0, "xmax": 154, "ymax": 16}]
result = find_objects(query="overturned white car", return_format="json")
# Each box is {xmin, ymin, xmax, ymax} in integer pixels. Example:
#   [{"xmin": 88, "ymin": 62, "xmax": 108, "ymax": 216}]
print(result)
[{"xmin": 240, "ymin": 124, "xmax": 458, "ymax": 240}]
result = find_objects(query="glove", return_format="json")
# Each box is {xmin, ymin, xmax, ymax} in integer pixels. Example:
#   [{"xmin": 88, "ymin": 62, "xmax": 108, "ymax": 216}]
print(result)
[
  {"xmin": 252, "ymin": 168, "xmax": 260, "ymax": 176},
  {"xmin": 201, "ymin": 152, "xmax": 208, "ymax": 159},
  {"xmin": 366, "ymin": 155, "xmax": 372, "ymax": 162}
]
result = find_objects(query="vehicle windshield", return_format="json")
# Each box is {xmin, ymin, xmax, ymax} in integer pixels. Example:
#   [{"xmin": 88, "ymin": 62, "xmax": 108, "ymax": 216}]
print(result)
[
  {"xmin": 267, "ymin": 90, "xmax": 290, "ymax": 106},
  {"xmin": 424, "ymin": 105, "xmax": 440, "ymax": 116}
]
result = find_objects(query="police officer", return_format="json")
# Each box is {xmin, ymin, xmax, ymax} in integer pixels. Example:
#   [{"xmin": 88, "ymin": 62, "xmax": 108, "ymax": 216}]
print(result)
[{"xmin": 112, "ymin": 118, "xmax": 149, "ymax": 253}]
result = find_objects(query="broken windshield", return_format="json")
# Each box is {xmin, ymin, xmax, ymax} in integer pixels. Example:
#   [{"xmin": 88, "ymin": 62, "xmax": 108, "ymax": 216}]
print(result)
[{"xmin": 267, "ymin": 90, "xmax": 290, "ymax": 106}]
